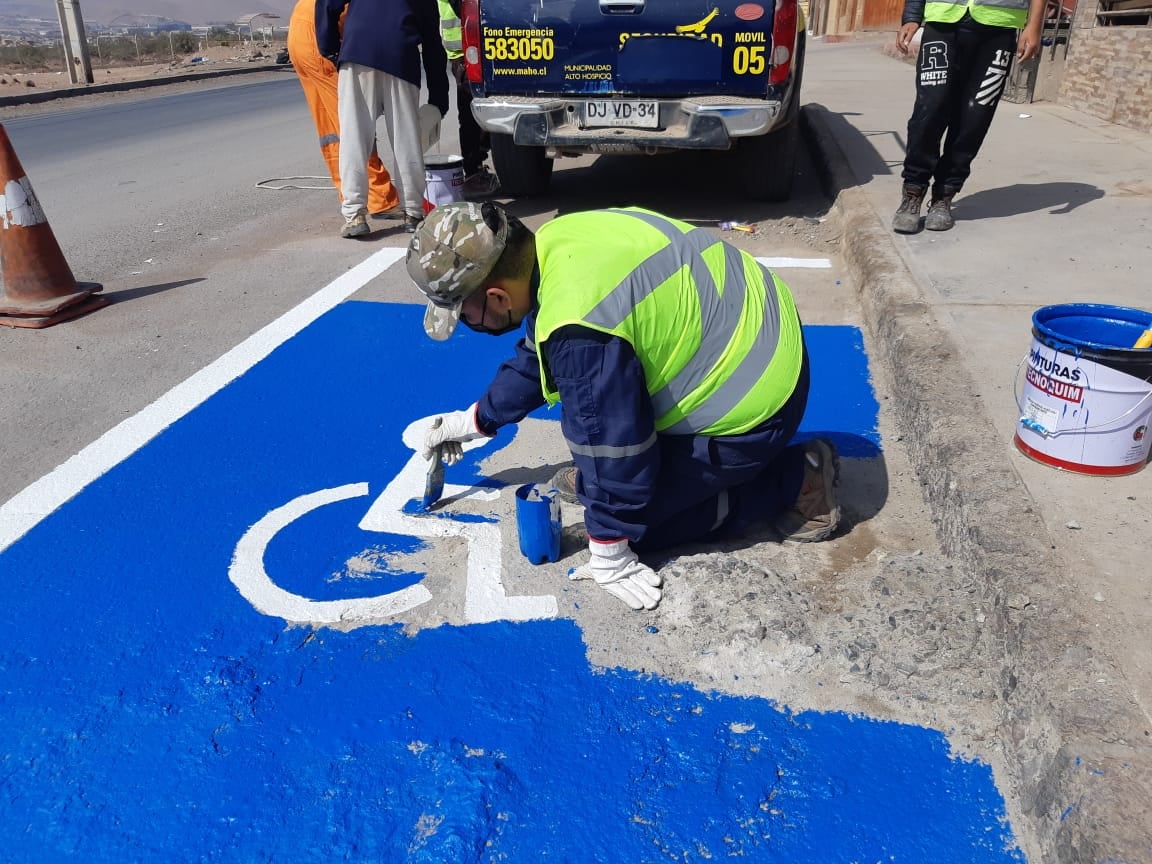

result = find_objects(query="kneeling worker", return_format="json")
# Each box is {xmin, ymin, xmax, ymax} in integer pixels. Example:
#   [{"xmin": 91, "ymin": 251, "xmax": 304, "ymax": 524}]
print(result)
[{"xmin": 407, "ymin": 202, "xmax": 840, "ymax": 612}]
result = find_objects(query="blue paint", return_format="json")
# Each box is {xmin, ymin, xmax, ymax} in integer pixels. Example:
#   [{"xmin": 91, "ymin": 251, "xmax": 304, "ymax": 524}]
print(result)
[
  {"xmin": 265, "ymin": 493, "xmax": 426, "ymax": 600},
  {"xmin": 1033, "ymin": 303, "xmax": 1152, "ymax": 353},
  {"xmin": 1031, "ymin": 303, "xmax": 1152, "ymax": 381},
  {"xmin": 801, "ymin": 325, "xmax": 882, "ymax": 458},
  {"xmin": 0, "ymin": 303, "xmax": 1018, "ymax": 862},
  {"xmin": 1020, "ymin": 418, "xmax": 1050, "ymax": 437},
  {"xmin": 402, "ymin": 498, "xmax": 498, "ymax": 521}
]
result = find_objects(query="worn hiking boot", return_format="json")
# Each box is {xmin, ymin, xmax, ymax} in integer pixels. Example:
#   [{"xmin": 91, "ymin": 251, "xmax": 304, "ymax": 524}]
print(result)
[
  {"xmin": 550, "ymin": 465, "xmax": 580, "ymax": 504},
  {"xmin": 924, "ymin": 194, "xmax": 956, "ymax": 231},
  {"xmin": 891, "ymin": 183, "xmax": 927, "ymax": 234},
  {"xmin": 340, "ymin": 208, "xmax": 369, "ymax": 238},
  {"xmin": 403, "ymin": 213, "xmax": 422, "ymax": 233},
  {"xmin": 462, "ymin": 166, "xmax": 500, "ymax": 200},
  {"xmin": 774, "ymin": 439, "xmax": 841, "ymax": 542}
]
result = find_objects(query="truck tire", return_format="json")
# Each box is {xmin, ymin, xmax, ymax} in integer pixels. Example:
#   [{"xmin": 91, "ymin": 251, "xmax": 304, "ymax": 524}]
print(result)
[
  {"xmin": 740, "ymin": 42, "xmax": 804, "ymax": 202},
  {"xmin": 491, "ymin": 134, "xmax": 553, "ymax": 197},
  {"xmin": 739, "ymin": 117, "xmax": 799, "ymax": 202}
]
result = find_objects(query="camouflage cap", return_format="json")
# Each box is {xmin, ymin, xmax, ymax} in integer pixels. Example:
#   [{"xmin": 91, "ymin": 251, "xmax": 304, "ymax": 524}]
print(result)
[{"xmin": 405, "ymin": 201, "xmax": 509, "ymax": 341}]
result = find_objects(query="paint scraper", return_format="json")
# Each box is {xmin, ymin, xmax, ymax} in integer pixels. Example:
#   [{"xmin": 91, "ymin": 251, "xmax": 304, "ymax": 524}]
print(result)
[{"xmin": 422, "ymin": 418, "xmax": 445, "ymax": 511}]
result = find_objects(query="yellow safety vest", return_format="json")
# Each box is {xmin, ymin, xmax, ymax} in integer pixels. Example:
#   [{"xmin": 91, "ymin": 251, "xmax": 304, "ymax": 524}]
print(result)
[
  {"xmin": 437, "ymin": 0, "xmax": 463, "ymax": 60},
  {"xmin": 925, "ymin": 0, "xmax": 1029, "ymax": 28},
  {"xmin": 533, "ymin": 209, "xmax": 804, "ymax": 437}
]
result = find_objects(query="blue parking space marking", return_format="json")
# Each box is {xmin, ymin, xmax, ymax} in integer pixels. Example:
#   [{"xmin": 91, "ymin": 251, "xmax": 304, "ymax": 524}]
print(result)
[
  {"xmin": 0, "ymin": 301, "xmax": 1020, "ymax": 862},
  {"xmin": 799, "ymin": 324, "xmax": 880, "ymax": 458}
]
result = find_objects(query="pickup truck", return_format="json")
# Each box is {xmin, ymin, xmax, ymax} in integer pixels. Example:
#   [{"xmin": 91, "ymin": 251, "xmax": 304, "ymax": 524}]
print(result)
[{"xmin": 457, "ymin": 0, "xmax": 805, "ymax": 201}]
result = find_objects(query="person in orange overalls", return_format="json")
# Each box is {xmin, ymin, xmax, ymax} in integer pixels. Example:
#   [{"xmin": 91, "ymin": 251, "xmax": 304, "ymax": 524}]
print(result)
[{"xmin": 287, "ymin": 0, "xmax": 398, "ymax": 215}]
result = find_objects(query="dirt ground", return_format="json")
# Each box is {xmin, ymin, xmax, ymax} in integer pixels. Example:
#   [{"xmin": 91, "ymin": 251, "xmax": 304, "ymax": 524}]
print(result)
[{"xmin": 0, "ymin": 44, "xmax": 283, "ymax": 98}]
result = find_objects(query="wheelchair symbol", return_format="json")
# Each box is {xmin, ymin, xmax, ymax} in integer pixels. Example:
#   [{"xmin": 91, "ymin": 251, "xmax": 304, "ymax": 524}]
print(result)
[{"xmin": 228, "ymin": 416, "xmax": 558, "ymax": 629}]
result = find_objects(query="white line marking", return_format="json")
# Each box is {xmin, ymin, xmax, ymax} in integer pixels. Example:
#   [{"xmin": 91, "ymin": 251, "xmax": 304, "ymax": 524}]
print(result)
[
  {"xmin": 756, "ymin": 257, "xmax": 833, "ymax": 269},
  {"xmin": 356, "ymin": 417, "xmax": 558, "ymax": 624},
  {"xmin": 229, "ymin": 483, "xmax": 434, "ymax": 626},
  {"xmin": 0, "ymin": 247, "xmax": 407, "ymax": 555}
]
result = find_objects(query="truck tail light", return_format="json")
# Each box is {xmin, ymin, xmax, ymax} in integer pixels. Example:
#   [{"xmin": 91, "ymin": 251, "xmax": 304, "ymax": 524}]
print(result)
[
  {"xmin": 769, "ymin": 0, "xmax": 797, "ymax": 85},
  {"xmin": 461, "ymin": 0, "xmax": 483, "ymax": 84}
]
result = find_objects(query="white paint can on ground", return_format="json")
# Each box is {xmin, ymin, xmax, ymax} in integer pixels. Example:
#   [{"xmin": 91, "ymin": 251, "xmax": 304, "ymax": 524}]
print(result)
[
  {"xmin": 422, "ymin": 155, "xmax": 465, "ymax": 215},
  {"xmin": 1015, "ymin": 304, "xmax": 1152, "ymax": 476}
]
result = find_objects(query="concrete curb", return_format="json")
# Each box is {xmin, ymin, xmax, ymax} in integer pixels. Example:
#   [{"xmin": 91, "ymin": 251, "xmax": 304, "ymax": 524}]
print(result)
[
  {"xmin": 801, "ymin": 102, "xmax": 1152, "ymax": 864},
  {"xmin": 0, "ymin": 63, "xmax": 287, "ymax": 108}
]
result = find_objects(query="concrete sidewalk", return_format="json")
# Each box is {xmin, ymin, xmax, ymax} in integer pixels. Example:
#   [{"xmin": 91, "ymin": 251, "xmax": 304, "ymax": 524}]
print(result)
[{"xmin": 801, "ymin": 36, "xmax": 1151, "ymax": 864}]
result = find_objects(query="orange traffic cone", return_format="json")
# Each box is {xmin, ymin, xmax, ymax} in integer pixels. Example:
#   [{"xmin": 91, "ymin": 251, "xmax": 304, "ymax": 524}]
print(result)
[{"xmin": 0, "ymin": 123, "xmax": 106, "ymax": 328}]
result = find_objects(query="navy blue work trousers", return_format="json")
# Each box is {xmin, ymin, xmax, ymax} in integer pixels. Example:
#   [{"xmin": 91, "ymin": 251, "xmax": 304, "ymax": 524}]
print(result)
[{"xmin": 632, "ymin": 350, "xmax": 810, "ymax": 555}]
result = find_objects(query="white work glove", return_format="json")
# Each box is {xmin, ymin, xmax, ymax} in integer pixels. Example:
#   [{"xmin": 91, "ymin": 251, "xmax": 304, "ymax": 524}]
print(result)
[
  {"xmin": 422, "ymin": 404, "xmax": 486, "ymax": 466},
  {"xmin": 569, "ymin": 539, "xmax": 663, "ymax": 611}
]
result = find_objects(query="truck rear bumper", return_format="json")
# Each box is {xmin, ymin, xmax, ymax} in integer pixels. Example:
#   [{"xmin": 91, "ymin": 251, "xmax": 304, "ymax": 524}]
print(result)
[{"xmin": 470, "ymin": 96, "xmax": 786, "ymax": 154}]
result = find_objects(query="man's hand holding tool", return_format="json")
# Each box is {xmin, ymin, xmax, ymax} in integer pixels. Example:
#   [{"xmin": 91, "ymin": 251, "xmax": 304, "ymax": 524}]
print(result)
[{"xmin": 422, "ymin": 404, "xmax": 488, "ymax": 466}]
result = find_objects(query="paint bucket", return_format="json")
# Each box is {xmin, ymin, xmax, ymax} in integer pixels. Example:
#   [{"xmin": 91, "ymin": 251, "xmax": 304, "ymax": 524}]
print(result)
[
  {"xmin": 1015, "ymin": 303, "xmax": 1152, "ymax": 476},
  {"xmin": 422, "ymin": 154, "xmax": 465, "ymax": 215},
  {"xmin": 514, "ymin": 483, "xmax": 561, "ymax": 565}
]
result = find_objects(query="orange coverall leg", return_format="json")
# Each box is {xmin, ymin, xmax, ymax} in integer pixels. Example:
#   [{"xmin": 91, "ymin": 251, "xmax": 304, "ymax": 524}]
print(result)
[{"xmin": 287, "ymin": 0, "xmax": 398, "ymax": 215}]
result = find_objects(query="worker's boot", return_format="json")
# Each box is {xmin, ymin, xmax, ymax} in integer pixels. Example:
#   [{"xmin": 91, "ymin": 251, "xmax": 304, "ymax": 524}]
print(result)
[
  {"xmin": 774, "ymin": 439, "xmax": 841, "ymax": 542},
  {"xmin": 891, "ymin": 183, "xmax": 927, "ymax": 234},
  {"xmin": 924, "ymin": 192, "xmax": 956, "ymax": 231},
  {"xmin": 550, "ymin": 465, "xmax": 581, "ymax": 504}
]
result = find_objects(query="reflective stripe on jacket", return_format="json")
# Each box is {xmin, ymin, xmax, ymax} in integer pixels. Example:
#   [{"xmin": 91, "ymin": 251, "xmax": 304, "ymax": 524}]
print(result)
[
  {"xmin": 437, "ymin": 0, "xmax": 463, "ymax": 59},
  {"xmin": 924, "ymin": 0, "xmax": 1028, "ymax": 28},
  {"xmin": 533, "ymin": 208, "xmax": 804, "ymax": 437}
]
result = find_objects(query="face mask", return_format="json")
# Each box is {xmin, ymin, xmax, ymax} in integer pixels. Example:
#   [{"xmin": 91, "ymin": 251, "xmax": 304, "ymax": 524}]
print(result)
[{"xmin": 462, "ymin": 292, "xmax": 519, "ymax": 337}]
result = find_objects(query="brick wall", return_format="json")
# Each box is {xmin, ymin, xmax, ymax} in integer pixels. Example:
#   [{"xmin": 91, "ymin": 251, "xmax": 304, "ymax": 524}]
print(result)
[{"xmin": 1058, "ymin": 1, "xmax": 1152, "ymax": 132}]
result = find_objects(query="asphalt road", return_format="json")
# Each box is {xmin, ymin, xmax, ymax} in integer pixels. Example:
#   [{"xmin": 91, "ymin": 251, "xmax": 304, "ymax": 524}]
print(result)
[
  {"xmin": 1, "ymin": 75, "xmax": 379, "ymax": 505},
  {"xmin": 2, "ymin": 75, "xmax": 316, "ymax": 281},
  {"xmin": 4, "ymin": 45, "xmax": 1148, "ymax": 860},
  {"xmin": 0, "ymin": 74, "xmax": 850, "ymax": 509},
  {"xmin": 0, "ymin": 70, "xmax": 1036, "ymax": 863}
]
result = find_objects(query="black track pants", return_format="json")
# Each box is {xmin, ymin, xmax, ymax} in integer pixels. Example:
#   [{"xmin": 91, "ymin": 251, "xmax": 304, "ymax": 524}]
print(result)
[
  {"xmin": 452, "ymin": 60, "xmax": 490, "ymax": 177},
  {"xmin": 901, "ymin": 18, "xmax": 1018, "ymax": 198}
]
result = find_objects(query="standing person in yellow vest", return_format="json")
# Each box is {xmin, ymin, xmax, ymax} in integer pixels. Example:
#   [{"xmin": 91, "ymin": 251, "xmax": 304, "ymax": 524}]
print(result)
[
  {"xmin": 406, "ymin": 202, "xmax": 842, "ymax": 612},
  {"xmin": 286, "ymin": 0, "xmax": 398, "ymax": 217},
  {"xmin": 437, "ymin": 0, "xmax": 500, "ymax": 199},
  {"xmin": 892, "ymin": 0, "xmax": 1045, "ymax": 233}
]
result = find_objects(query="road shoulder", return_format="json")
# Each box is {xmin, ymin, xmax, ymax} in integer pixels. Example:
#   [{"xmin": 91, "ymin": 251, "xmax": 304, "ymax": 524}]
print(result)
[{"xmin": 802, "ymin": 99, "xmax": 1152, "ymax": 864}]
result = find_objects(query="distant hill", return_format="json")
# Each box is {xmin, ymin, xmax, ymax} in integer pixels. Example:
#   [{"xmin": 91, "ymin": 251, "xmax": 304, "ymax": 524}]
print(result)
[{"xmin": 0, "ymin": 0, "xmax": 295, "ymax": 27}]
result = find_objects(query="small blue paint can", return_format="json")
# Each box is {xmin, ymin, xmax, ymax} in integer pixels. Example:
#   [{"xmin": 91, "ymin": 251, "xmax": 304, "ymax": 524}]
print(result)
[{"xmin": 515, "ymin": 483, "xmax": 562, "ymax": 565}]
